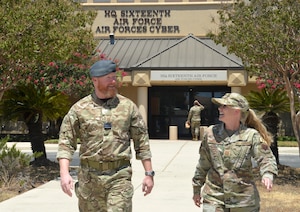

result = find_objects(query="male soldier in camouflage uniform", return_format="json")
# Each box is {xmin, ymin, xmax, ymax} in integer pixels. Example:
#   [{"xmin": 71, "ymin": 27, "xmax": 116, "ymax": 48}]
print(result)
[
  {"xmin": 192, "ymin": 93, "xmax": 278, "ymax": 212},
  {"xmin": 187, "ymin": 100, "xmax": 205, "ymax": 140},
  {"xmin": 57, "ymin": 60, "xmax": 154, "ymax": 212}
]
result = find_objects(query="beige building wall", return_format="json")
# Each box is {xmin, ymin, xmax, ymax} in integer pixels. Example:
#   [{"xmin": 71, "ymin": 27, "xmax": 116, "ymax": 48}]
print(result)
[
  {"xmin": 82, "ymin": 0, "xmax": 257, "ymax": 115},
  {"xmin": 241, "ymin": 77, "xmax": 260, "ymax": 94},
  {"xmin": 119, "ymin": 85, "xmax": 137, "ymax": 102},
  {"xmin": 83, "ymin": 1, "xmax": 228, "ymax": 38}
]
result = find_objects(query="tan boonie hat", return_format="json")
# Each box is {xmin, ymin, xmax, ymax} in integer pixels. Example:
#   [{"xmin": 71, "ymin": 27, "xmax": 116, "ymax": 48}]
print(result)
[{"xmin": 211, "ymin": 93, "xmax": 249, "ymax": 112}]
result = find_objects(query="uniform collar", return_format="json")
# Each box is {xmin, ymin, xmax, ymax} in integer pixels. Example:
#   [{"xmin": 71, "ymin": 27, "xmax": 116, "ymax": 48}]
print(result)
[
  {"xmin": 213, "ymin": 123, "xmax": 247, "ymax": 142},
  {"xmin": 91, "ymin": 92, "xmax": 120, "ymax": 109}
]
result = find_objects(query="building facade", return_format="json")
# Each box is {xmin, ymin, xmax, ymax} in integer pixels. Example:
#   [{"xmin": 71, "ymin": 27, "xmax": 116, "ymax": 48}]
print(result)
[{"xmin": 81, "ymin": 0, "xmax": 260, "ymax": 139}]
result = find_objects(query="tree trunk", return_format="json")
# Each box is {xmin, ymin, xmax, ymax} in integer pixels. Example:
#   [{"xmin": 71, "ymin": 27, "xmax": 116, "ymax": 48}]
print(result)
[
  {"xmin": 296, "ymin": 110, "xmax": 300, "ymax": 157},
  {"xmin": 0, "ymin": 90, "xmax": 3, "ymax": 102},
  {"xmin": 262, "ymin": 112, "xmax": 280, "ymax": 164},
  {"xmin": 48, "ymin": 118, "xmax": 62, "ymax": 139},
  {"xmin": 283, "ymin": 75, "xmax": 300, "ymax": 156},
  {"xmin": 26, "ymin": 113, "xmax": 47, "ymax": 164}
]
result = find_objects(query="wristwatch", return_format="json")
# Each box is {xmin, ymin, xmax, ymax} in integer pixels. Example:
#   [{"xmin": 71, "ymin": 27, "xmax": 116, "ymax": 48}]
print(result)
[{"xmin": 145, "ymin": 170, "xmax": 155, "ymax": 177}]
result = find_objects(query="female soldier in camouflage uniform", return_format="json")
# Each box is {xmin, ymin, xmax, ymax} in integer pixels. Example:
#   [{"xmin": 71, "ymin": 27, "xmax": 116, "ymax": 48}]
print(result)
[{"xmin": 192, "ymin": 93, "xmax": 278, "ymax": 212}]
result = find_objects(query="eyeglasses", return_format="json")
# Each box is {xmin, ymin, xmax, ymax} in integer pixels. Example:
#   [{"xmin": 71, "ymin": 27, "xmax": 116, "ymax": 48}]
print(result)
[{"xmin": 104, "ymin": 75, "xmax": 117, "ymax": 82}]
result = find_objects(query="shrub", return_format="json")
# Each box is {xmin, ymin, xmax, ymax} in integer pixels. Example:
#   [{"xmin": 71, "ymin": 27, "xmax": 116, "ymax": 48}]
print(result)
[
  {"xmin": 0, "ymin": 136, "xmax": 33, "ymax": 187},
  {"xmin": 278, "ymin": 136, "xmax": 297, "ymax": 141}
]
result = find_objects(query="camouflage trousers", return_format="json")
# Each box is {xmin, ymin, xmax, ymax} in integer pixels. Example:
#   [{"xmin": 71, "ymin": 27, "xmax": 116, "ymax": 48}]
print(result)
[
  {"xmin": 191, "ymin": 121, "xmax": 201, "ymax": 140},
  {"xmin": 75, "ymin": 166, "xmax": 133, "ymax": 212},
  {"xmin": 203, "ymin": 202, "xmax": 259, "ymax": 212}
]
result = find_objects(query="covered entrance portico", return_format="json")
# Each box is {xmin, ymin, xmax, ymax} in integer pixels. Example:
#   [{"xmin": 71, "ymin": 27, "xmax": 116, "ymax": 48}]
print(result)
[{"xmin": 96, "ymin": 34, "xmax": 247, "ymax": 139}]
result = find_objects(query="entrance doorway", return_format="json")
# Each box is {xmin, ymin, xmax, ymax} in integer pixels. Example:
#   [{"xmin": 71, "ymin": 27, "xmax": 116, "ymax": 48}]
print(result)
[{"xmin": 148, "ymin": 86, "xmax": 230, "ymax": 139}]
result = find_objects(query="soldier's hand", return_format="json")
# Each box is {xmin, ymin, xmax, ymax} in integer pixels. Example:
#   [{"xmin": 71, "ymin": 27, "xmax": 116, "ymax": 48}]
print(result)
[
  {"xmin": 60, "ymin": 173, "xmax": 74, "ymax": 197},
  {"xmin": 142, "ymin": 176, "xmax": 154, "ymax": 196},
  {"xmin": 193, "ymin": 194, "xmax": 202, "ymax": 207},
  {"xmin": 261, "ymin": 177, "xmax": 273, "ymax": 191}
]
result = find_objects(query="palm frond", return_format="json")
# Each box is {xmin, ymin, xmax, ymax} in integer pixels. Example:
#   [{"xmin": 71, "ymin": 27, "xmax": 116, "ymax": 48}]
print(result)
[
  {"xmin": 0, "ymin": 83, "xmax": 70, "ymax": 123},
  {"xmin": 246, "ymin": 88, "xmax": 290, "ymax": 114}
]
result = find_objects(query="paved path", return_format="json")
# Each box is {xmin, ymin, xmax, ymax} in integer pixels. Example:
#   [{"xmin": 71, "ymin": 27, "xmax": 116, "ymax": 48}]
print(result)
[{"xmin": 0, "ymin": 140, "xmax": 299, "ymax": 212}]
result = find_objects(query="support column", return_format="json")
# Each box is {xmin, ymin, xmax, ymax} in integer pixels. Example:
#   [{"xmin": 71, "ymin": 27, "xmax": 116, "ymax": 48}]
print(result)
[
  {"xmin": 227, "ymin": 70, "xmax": 247, "ymax": 94},
  {"xmin": 231, "ymin": 87, "xmax": 242, "ymax": 94},
  {"xmin": 137, "ymin": 87, "xmax": 148, "ymax": 126}
]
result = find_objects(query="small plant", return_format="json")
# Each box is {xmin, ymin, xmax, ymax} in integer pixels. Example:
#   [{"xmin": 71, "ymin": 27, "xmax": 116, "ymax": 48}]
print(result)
[
  {"xmin": 278, "ymin": 136, "xmax": 297, "ymax": 141},
  {"xmin": 0, "ymin": 136, "xmax": 34, "ymax": 187}
]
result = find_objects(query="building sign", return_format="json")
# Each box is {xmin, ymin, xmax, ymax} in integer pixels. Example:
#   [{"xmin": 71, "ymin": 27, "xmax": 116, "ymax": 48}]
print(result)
[
  {"xmin": 151, "ymin": 70, "xmax": 227, "ymax": 81},
  {"xmin": 95, "ymin": 10, "xmax": 180, "ymax": 35}
]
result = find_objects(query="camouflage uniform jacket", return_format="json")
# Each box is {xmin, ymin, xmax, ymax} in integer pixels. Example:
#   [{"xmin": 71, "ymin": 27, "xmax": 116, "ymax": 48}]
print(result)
[
  {"xmin": 56, "ymin": 93, "xmax": 152, "ymax": 163},
  {"xmin": 187, "ymin": 105, "xmax": 204, "ymax": 123},
  {"xmin": 192, "ymin": 123, "xmax": 278, "ymax": 208}
]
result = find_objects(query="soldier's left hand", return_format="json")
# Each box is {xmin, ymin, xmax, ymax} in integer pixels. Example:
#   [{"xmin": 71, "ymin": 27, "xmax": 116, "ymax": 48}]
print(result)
[
  {"xmin": 261, "ymin": 177, "xmax": 273, "ymax": 191},
  {"xmin": 142, "ymin": 176, "xmax": 154, "ymax": 196}
]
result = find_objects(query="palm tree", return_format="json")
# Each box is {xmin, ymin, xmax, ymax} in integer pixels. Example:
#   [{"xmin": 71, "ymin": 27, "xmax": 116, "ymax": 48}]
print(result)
[
  {"xmin": 0, "ymin": 83, "xmax": 70, "ymax": 165},
  {"xmin": 246, "ymin": 88, "xmax": 290, "ymax": 164}
]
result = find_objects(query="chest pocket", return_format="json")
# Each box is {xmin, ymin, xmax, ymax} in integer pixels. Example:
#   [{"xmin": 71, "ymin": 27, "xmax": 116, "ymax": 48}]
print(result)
[{"xmin": 225, "ymin": 141, "xmax": 252, "ymax": 171}]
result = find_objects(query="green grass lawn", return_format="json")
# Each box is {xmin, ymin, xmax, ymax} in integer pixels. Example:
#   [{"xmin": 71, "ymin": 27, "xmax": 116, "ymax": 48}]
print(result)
[{"xmin": 277, "ymin": 140, "xmax": 298, "ymax": 147}]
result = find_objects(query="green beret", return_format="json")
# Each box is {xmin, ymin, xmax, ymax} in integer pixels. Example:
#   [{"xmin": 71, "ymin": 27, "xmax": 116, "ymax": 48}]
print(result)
[{"xmin": 89, "ymin": 60, "xmax": 116, "ymax": 77}]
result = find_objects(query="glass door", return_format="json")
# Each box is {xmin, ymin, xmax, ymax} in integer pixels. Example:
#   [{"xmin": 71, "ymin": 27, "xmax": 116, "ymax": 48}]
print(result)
[{"xmin": 148, "ymin": 86, "xmax": 230, "ymax": 139}]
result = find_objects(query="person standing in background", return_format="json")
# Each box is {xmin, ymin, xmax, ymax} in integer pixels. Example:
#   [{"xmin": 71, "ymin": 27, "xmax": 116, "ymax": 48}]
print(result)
[
  {"xmin": 187, "ymin": 100, "xmax": 205, "ymax": 141},
  {"xmin": 192, "ymin": 93, "xmax": 277, "ymax": 211},
  {"xmin": 57, "ymin": 60, "xmax": 154, "ymax": 212}
]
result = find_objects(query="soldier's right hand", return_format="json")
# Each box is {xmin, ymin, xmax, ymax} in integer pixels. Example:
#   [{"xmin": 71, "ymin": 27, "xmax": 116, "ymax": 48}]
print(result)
[
  {"xmin": 193, "ymin": 194, "xmax": 202, "ymax": 207},
  {"xmin": 60, "ymin": 173, "xmax": 74, "ymax": 197}
]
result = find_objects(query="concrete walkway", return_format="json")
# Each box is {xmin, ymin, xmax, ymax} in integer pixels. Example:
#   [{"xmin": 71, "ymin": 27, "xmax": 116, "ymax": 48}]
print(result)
[{"xmin": 1, "ymin": 140, "xmax": 299, "ymax": 212}]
